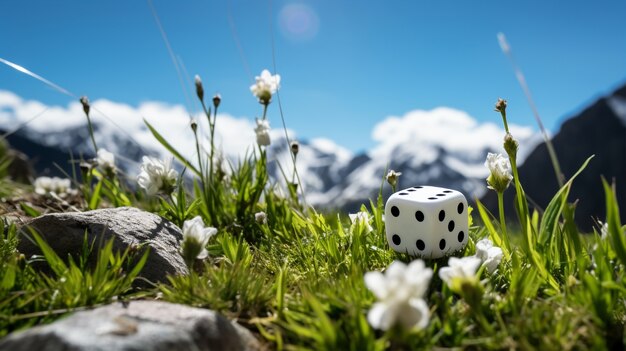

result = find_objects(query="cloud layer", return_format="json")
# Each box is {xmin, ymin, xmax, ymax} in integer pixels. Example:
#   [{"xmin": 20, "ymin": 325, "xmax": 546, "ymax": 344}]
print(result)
[
  {"xmin": 0, "ymin": 90, "xmax": 277, "ymax": 164},
  {"xmin": 370, "ymin": 107, "xmax": 538, "ymax": 165}
]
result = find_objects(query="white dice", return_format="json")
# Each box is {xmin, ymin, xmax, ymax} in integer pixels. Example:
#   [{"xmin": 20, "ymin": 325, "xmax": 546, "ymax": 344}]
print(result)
[{"xmin": 384, "ymin": 186, "xmax": 468, "ymax": 259}]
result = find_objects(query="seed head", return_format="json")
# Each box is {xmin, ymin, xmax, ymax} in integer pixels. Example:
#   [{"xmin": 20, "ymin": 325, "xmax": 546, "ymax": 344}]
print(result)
[
  {"xmin": 212, "ymin": 94, "xmax": 221, "ymax": 109},
  {"xmin": 495, "ymin": 98, "xmax": 507, "ymax": 114},
  {"xmin": 190, "ymin": 119, "xmax": 198, "ymax": 133},
  {"xmin": 290, "ymin": 141, "xmax": 300, "ymax": 156}
]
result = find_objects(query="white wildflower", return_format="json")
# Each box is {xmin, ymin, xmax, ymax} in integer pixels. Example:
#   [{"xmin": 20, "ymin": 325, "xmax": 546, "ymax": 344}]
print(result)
[
  {"xmin": 137, "ymin": 156, "xmax": 178, "ymax": 196},
  {"xmin": 255, "ymin": 211, "xmax": 267, "ymax": 225},
  {"xmin": 485, "ymin": 153, "xmax": 513, "ymax": 192},
  {"xmin": 438, "ymin": 256, "xmax": 482, "ymax": 288},
  {"xmin": 475, "ymin": 238, "xmax": 504, "ymax": 273},
  {"xmin": 181, "ymin": 216, "xmax": 217, "ymax": 261},
  {"xmin": 364, "ymin": 260, "xmax": 433, "ymax": 331},
  {"xmin": 34, "ymin": 176, "xmax": 72, "ymax": 196},
  {"xmin": 254, "ymin": 118, "xmax": 271, "ymax": 147},
  {"xmin": 349, "ymin": 211, "xmax": 373, "ymax": 233},
  {"xmin": 250, "ymin": 69, "xmax": 281, "ymax": 105},
  {"xmin": 386, "ymin": 170, "xmax": 402, "ymax": 189},
  {"xmin": 96, "ymin": 148, "xmax": 116, "ymax": 174}
]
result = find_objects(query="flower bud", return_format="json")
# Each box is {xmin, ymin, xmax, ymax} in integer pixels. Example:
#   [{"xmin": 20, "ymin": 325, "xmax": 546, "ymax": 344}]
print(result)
[
  {"xmin": 79, "ymin": 160, "xmax": 95, "ymax": 174},
  {"xmin": 254, "ymin": 118, "xmax": 271, "ymax": 147},
  {"xmin": 503, "ymin": 133, "xmax": 518, "ymax": 159},
  {"xmin": 494, "ymin": 98, "xmax": 507, "ymax": 114},
  {"xmin": 290, "ymin": 141, "xmax": 300, "ymax": 156},
  {"xmin": 194, "ymin": 75, "xmax": 204, "ymax": 102},
  {"xmin": 190, "ymin": 119, "xmax": 198, "ymax": 133},
  {"xmin": 255, "ymin": 211, "xmax": 267, "ymax": 224},
  {"xmin": 386, "ymin": 170, "xmax": 402, "ymax": 189},
  {"xmin": 80, "ymin": 96, "xmax": 90, "ymax": 116},
  {"xmin": 212, "ymin": 94, "xmax": 221, "ymax": 109}
]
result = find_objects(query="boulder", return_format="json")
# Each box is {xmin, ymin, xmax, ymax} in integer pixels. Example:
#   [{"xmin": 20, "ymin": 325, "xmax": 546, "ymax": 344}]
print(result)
[
  {"xmin": 0, "ymin": 300, "xmax": 261, "ymax": 351},
  {"xmin": 18, "ymin": 207, "xmax": 188, "ymax": 287}
]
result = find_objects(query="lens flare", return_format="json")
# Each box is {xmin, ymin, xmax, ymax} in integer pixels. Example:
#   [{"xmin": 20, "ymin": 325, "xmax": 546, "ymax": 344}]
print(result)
[{"xmin": 279, "ymin": 4, "xmax": 319, "ymax": 42}]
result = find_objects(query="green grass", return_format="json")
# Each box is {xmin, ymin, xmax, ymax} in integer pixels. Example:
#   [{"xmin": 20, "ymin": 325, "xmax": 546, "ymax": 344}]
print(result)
[{"xmin": 1, "ymin": 95, "xmax": 625, "ymax": 350}]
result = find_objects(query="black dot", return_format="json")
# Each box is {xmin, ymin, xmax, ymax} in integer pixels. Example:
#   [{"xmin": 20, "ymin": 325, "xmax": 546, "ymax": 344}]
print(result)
[
  {"xmin": 443, "ymin": 190, "xmax": 453, "ymax": 193},
  {"xmin": 408, "ymin": 189, "xmax": 416, "ymax": 192},
  {"xmin": 439, "ymin": 239, "xmax": 446, "ymax": 250},
  {"xmin": 428, "ymin": 197, "xmax": 437, "ymax": 200},
  {"xmin": 416, "ymin": 239, "xmax": 425, "ymax": 251},
  {"xmin": 392, "ymin": 234, "xmax": 401, "ymax": 245},
  {"xmin": 415, "ymin": 211, "xmax": 424, "ymax": 222},
  {"xmin": 457, "ymin": 203, "xmax": 464, "ymax": 214},
  {"xmin": 448, "ymin": 220, "xmax": 455, "ymax": 232},
  {"xmin": 458, "ymin": 231, "xmax": 465, "ymax": 242},
  {"xmin": 391, "ymin": 206, "xmax": 400, "ymax": 217},
  {"xmin": 399, "ymin": 192, "xmax": 408, "ymax": 195},
  {"xmin": 414, "ymin": 186, "xmax": 423, "ymax": 189},
  {"xmin": 438, "ymin": 210, "xmax": 445, "ymax": 221}
]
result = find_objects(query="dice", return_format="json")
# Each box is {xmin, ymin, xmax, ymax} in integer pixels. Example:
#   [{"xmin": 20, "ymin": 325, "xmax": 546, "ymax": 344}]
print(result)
[{"xmin": 384, "ymin": 186, "xmax": 468, "ymax": 259}]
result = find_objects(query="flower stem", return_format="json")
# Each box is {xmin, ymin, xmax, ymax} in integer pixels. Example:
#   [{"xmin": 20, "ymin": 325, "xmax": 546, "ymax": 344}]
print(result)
[
  {"xmin": 500, "ymin": 110, "xmax": 510, "ymax": 135},
  {"xmin": 291, "ymin": 152, "xmax": 298, "ymax": 184},
  {"xmin": 85, "ymin": 114, "xmax": 98, "ymax": 154},
  {"xmin": 497, "ymin": 191, "xmax": 511, "ymax": 252}
]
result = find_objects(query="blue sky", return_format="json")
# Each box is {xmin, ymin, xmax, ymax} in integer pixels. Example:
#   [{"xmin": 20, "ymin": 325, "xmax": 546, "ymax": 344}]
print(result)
[{"xmin": 1, "ymin": 0, "xmax": 625, "ymax": 152}]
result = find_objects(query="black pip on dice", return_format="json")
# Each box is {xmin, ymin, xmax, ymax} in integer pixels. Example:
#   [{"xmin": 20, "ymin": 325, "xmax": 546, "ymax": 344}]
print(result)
[{"xmin": 385, "ymin": 186, "xmax": 468, "ymax": 259}]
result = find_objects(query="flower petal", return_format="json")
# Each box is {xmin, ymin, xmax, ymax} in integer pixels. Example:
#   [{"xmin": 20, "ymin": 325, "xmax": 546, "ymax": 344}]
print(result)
[
  {"xmin": 398, "ymin": 298, "xmax": 430, "ymax": 330},
  {"xmin": 367, "ymin": 302, "xmax": 397, "ymax": 331},
  {"xmin": 364, "ymin": 271, "xmax": 388, "ymax": 299}
]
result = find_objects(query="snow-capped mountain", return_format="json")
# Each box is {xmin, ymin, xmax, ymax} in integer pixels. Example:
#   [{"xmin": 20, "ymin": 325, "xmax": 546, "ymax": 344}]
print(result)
[
  {"xmin": 265, "ymin": 107, "xmax": 540, "ymax": 212},
  {"xmin": 0, "ymin": 89, "xmax": 540, "ymax": 211},
  {"xmin": 0, "ymin": 121, "xmax": 154, "ymax": 179}
]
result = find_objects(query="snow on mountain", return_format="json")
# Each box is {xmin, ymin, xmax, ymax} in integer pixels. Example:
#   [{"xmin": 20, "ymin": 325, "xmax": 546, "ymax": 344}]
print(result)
[
  {"xmin": 300, "ymin": 108, "xmax": 540, "ymax": 211},
  {"xmin": 608, "ymin": 95, "xmax": 626, "ymax": 127},
  {"xmin": 266, "ymin": 135, "xmax": 354, "ymax": 205},
  {"xmin": 0, "ymin": 90, "xmax": 540, "ymax": 210}
]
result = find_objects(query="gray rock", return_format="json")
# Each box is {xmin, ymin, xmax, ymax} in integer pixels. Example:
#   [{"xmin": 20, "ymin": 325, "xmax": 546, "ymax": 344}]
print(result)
[
  {"xmin": 0, "ymin": 300, "xmax": 262, "ymax": 351},
  {"xmin": 18, "ymin": 207, "xmax": 188, "ymax": 287}
]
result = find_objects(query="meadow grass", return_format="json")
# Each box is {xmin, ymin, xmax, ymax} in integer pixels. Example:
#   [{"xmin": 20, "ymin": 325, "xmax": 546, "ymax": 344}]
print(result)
[{"xmin": 0, "ymin": 84, "xmax": 625, "ymax": 351}]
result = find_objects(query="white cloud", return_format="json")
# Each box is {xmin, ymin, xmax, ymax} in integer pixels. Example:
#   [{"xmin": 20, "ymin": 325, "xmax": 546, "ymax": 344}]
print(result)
[
  {"xmin": 370, "ymin": 107, "xmax": 539, "ymax": 165},
  {"xmin": 0, "ymin": 90, "xmax": 263, "ymax": 165}
]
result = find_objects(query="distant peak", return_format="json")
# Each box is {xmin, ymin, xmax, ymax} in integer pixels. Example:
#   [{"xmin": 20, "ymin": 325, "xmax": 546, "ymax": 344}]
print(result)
[{"xmin": 612, "ymin": 82, "xmax": 626, "ymax": 99}]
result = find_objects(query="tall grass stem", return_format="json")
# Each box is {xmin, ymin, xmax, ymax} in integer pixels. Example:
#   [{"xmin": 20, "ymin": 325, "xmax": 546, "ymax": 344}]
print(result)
[{"xmin": 498, "ymin": 33, "xmax": 564, "ymax": 187}]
